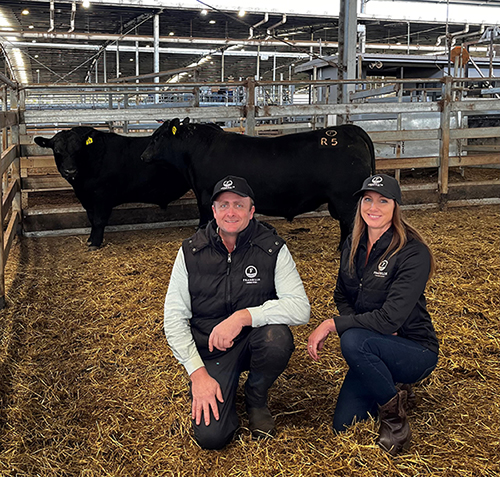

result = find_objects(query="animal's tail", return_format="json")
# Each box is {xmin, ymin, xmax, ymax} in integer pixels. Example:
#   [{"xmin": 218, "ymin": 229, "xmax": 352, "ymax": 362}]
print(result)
[{"xmin": 356, "ymin": 126, "xmax": 376, "ymax": 173}]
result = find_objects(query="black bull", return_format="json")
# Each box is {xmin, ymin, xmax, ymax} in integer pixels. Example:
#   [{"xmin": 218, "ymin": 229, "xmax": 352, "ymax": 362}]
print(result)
[
  {"xmin": 35, "ymin": 127, "xmax": 190, "ymax": 250},
  {"xmin": 141, "ymin": 118, "xmax": 376, "ymax": 247}
]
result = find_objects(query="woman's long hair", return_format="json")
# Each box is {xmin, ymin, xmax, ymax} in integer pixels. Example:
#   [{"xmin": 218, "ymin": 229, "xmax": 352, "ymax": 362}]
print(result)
[{"xmin": 348, "ymin": 198, "xmax": 436, "ymax": 277}]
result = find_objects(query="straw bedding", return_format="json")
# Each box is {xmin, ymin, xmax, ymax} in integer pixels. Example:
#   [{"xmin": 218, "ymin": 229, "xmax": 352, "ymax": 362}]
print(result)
[{"xmin": 0, "ymin": 205, "xmax": 498, "ymax": 477}]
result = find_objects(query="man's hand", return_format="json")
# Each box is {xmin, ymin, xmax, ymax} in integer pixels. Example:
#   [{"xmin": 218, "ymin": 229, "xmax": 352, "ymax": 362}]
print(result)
[
  {"xmin": 190, "ymin": 367, "xmax": 224, "ymax": 426},
  {"xmin": 208, "ymin": 309, "xmax": 252, "ymax": 352}
]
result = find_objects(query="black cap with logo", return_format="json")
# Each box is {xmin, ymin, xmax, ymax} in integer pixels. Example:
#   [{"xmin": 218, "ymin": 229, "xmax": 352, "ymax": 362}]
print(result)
[
  {"xmin": 211, "ymin": 175, "xmax": 255, "ymax": 203},
  {"xmin": 354, "ymin": 174, "xmax": 402, "ymax": 205}
]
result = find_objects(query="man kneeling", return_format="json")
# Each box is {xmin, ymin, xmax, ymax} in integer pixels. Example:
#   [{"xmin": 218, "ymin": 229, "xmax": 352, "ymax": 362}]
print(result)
[{"xmin": 163, "ymin": 175, "xmax": 310, "ymax": 449}]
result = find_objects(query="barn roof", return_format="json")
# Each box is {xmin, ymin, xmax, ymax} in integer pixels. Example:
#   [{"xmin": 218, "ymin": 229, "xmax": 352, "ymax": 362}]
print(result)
[{"xmin": 0, "ymin": 0, "xmax": 499, "ymax": 85}]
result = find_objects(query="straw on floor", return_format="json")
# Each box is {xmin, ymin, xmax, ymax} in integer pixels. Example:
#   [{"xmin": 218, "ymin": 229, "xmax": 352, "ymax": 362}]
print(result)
[{"xmin": 0, "ymin": 205, "xmax": 498, "ymax": 477}]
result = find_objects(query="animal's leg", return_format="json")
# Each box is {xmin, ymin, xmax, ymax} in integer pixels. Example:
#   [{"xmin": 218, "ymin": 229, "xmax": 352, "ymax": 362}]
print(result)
[
  {"xmin": 85, "ymin": 209, "xmax": 95, "ymax": 245},
  {"xmin": 328, "ymin": 200, "xmax": 356, "ymax": 250},
  {"xmin": 87, "ymin": 205, "xmax": 113, "ymax": 250}
]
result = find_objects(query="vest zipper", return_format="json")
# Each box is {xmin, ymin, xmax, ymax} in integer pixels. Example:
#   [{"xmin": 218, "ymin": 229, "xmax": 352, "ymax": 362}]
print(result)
[{"xmin": 226, "ymin": 252, "xmax": 232, "ymax": 313}]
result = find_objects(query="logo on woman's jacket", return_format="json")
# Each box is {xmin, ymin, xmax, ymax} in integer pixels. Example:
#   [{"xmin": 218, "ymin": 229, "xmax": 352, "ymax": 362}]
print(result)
[{"xmin": 374, "ymin": 259, "xmax": 389, "ymax": 278}]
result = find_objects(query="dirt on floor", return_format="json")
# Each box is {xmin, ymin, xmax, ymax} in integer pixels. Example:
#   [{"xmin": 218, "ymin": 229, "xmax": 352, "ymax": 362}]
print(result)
[{"xmin": 0, "ymin": 205, "xmax": 499, "ymax": 477}]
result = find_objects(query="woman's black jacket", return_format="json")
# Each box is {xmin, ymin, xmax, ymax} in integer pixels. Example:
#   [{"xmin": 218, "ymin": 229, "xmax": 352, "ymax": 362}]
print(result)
[{"xmin": 333, "ymin": 227, "xmax": 439, "ymax": 354}]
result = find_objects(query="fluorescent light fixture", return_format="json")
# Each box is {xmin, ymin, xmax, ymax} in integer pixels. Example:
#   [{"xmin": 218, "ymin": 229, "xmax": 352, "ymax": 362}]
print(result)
[
  {"xmin": 209, "ymin": 20, "xmax": 216, "ymax": 24},
  {"xmin": 82, "ymin": 0, "xmax": 91, "ymax": 8},
  {"xmin": 200, "ymin": 9, "xmax": 208, "ymax": 16},
  {"xmin": 238, "ymin": 9, "xmax": 246, "ymax": 17},
  {"xmin": 22, "ymin": 9, "xmax": 30, "ymax": 15}
]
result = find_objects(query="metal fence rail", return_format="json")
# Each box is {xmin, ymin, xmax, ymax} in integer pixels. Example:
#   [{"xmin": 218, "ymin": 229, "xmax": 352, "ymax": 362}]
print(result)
[{"xmin": 0, "ymin": 80, "xmax": 22, "ymax": 309}]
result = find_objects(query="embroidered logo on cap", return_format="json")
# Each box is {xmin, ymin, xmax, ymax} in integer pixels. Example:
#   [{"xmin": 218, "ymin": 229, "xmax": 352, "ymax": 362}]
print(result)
[
  {"xmin": 222, "ymin": 179, "xmax": 235, "ymax": 190},
  {"xmin": 368, "ymin": 175, "xmax": 384, "ymax": 187}
]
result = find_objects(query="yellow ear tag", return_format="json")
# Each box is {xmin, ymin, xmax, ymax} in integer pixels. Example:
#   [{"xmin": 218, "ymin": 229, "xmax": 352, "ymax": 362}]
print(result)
[
  {"xmin": 172, "ymin": 126, "xmax": 177, "ymax": 135},
  {"xmin": 86, "ymin": 137, "xmax": 93, "ymax": 145}
]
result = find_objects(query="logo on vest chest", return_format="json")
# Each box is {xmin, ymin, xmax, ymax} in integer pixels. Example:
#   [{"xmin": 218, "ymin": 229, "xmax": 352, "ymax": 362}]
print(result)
[{"xmin": 243, "ymin": 265, "xmax": 260, "ymax": 285}]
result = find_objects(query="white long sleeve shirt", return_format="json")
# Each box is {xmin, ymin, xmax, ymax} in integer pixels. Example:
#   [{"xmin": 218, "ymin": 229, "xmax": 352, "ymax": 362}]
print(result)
[{"xmin": 164, "ymin": 244, "xmax": 310, "ymax": 375}]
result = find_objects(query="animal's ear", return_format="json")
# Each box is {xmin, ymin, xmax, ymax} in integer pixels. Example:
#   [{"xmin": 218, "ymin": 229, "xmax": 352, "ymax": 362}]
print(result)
[
  {"xmin": 182, "ymin": 117, "xmax": 190, "ymax": 125},
  {"xmin": 170, "ymin": 118, "xmax": 181, "ymax": 137},
  {"xmin": 34, "ymin": 136, "xmax": 53, "ymax": 148},
  {"xmin": 83, "ymin": 129, "xmax": 99, "ymax": 147}
]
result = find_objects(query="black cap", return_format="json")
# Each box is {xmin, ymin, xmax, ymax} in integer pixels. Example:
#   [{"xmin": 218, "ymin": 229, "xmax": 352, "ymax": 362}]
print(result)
[
  {"xmin": 354, "ymin": 174, "xmax": 402, "ymax": 205},
  {"xmin": 211, "ymin": 175, "xmax": 255, "ymax": 203}
]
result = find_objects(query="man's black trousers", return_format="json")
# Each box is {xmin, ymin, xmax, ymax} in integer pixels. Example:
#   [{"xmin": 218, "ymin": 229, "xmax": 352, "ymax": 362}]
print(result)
[{"xmin": 192, "ymin": 324, "xmax": 294, "ymax": 450}]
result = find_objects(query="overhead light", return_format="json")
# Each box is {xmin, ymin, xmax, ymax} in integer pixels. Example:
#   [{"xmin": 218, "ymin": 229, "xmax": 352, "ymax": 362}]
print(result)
[
  {"xmin": 169, "ymin": 31, "xmax": 175, "ymax": 36},
  {"xmin": 209, "ymin": 20, "xmax": 216, "ymax": 24},
  {"xmin": 238, "ymin": 9, "xmax": 246, "ymax": 17},
  {"xmin": 22, "ymin": 9, "xmax": 30, "ymax": 15},
  {"xmin": 129, "ymin": 58, "xmax": 134, "ymax": 61},
  {"xmin": 29, "ymin": 25, "xmax": 34, "ymax": 29},
  {"xmin": 82, "ymin": 0, "xmax": 90, "ymax": 8},
  {"xmin": 201, "ymin": 9, "xmax": 208, "ymax": 16},
  {"xmin": 34, "ymin": 54, "xmax": 39, "ymax": 58}
]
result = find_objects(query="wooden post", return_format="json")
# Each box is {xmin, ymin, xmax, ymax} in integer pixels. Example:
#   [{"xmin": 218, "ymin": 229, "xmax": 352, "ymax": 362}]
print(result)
[
  {"xmin": 0, "ymin": 88, "xmax": 5, "ymax": 309},
  {"xmin": 13, "ymin": 90, "xmax": 22, "ymax": 223},
  {"xmin": 245, "ymin": 77, "xmax": 256, "ymax": 136},
  {"xmin": 438, "ymin": 76, "xmax": 452, "ymax": 209}
]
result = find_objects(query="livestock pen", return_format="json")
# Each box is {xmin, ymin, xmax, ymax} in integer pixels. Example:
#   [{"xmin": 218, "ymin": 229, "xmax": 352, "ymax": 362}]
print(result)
[
  {"xmin": 0, "ymin": 74, "xmax": 499, "ymax": 476},
  {"xmin": 0, "ymin": 205, "xmax": 498, "ymax": 476}
]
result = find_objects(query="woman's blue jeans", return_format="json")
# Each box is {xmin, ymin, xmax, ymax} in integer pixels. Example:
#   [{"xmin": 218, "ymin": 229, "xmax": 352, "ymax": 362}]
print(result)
[{"xmin": 333, "ymin": 328, "xmax": 438, "ymax": 432}]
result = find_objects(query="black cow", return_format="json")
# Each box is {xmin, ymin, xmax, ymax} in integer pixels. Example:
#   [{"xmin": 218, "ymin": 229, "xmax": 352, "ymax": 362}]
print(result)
[
  {"xmin": 35, "ymin": 126, "xmax": 190, "ymax": 250},
  {"xmin": 141, "ymin": 118, "xmax": 375, "ymax": 247}
]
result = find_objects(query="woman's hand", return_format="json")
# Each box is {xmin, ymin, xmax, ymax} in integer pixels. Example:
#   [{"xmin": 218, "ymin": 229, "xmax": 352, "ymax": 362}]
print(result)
[{"xmin": 307, "ymin": 318, "xmax": 336, "ymax": 361}]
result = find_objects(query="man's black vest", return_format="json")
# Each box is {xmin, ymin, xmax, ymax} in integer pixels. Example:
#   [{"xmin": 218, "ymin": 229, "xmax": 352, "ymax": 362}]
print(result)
[{"xmin": 182, "ymin": 219, "xmax": 284, "ymax": 358}]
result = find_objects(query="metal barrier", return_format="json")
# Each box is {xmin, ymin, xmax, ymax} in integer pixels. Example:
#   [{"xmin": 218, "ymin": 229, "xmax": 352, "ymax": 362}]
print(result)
[
  {"xmin": 21, "ymin": 75, "xmax": 500, "ymax": 194},
  {"xmin": 0, "ymin": 78, "xmax": 22, "ymax": 309}
]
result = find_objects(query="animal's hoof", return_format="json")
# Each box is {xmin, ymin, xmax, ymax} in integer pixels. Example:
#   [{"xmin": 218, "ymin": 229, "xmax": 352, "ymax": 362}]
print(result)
[{"xmin": 88, "ymin": 245, "xmax": 100, "ymax": 252}]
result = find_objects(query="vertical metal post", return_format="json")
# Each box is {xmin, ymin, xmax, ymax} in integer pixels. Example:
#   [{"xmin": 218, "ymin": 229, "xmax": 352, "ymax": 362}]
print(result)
[
  {"xmin": 279, "ymin": 73, "xmax": 283, "ymax": 106},
  {"xmin": 193, "ymin": 69, "xmax": 200, "ymax": 107},
  {"xmin": 103, "ymin": 49, "xmax": 107, "ymax": 83},
  {"xmin": 343, "ymin": 0, "xmax": 357, "ymax": 102},
  {"xmin": 116, "ymin": 42, "xmax": 120, "ymax": 79},
  {"xmin": 245, "ymin": 77, "xmax": 256, "ymax": 136},
  {"xmin": 272, "ymin": 54, "xmax": 277, "ymax": 103},
  {"xmin": 221, "ymin": 50, "xmax": 225, "ymax": 82},
  {"xmin": 154, "ymin": 14, "xmax": 160, "ymax": 103},
  {"xmin": 135, "ymin": 41, "xmax": 140, "ymax": 80},
  {"xmin": 439, "ymin": 76, "xmax": 452, "ymax": 209},
  {"xmin": 338, "ymin": 0, "xmax": 358, "ymax": 123},
  {"xmin": 256, "ymin": 44, "xmax": 261, "ymax": 81},
  {"xmin": 135, "ymin": 40, "xmax": 140, "ymax": 103}
]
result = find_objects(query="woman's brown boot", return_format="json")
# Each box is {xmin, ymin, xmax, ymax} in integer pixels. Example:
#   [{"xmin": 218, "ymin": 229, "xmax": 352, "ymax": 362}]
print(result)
[{"xmin": 376, "ymin": 390, "xmax": 412, "ymax": 456}]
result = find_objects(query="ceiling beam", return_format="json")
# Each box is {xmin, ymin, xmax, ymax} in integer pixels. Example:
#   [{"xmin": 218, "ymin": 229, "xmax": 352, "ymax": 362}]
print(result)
[
  {"xmin": 7, "ymin": 39, "xmax": 490, "ymax": 55},
  {"xmin": 0, "ymin": 30, "xmax": 339, "ymax": 49},
  {"xmin": 4, "ymin": 41, "xmax": 312, "ymax": 58}
]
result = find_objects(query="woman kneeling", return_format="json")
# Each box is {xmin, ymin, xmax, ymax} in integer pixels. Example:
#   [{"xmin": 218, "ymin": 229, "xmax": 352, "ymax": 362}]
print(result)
[{"xmin": 308, "ymin": 174, "xmax": 439, "ymax": 456}]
